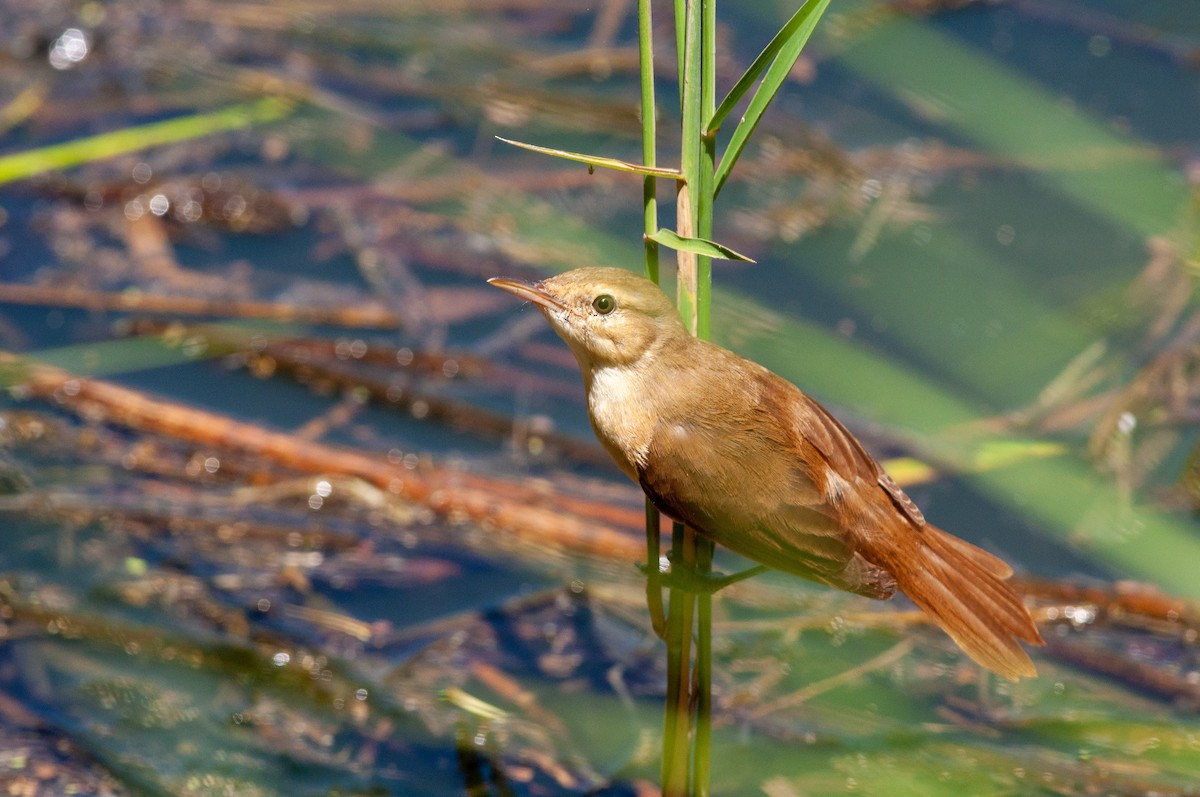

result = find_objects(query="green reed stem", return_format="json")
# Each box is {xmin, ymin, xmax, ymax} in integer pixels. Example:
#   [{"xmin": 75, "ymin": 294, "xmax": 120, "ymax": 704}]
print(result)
[
  {"xmin": 693, "ymin": 536, "xmax": 714, "ymax": 797},
  {"xmin": 636, "ymin": 1, "xmax": 826, "ymax": 793},
  {"xmin": 662, "ymin": 522, "xmax": 695, "ymax": 797},
  {"xmin": 640, "ymin": 0, "xmax": 661, "ymax": 287},
  {"xmin": 638, "ymin": 0, "xmax": 667, "ymax": 641},
  {"xmin": 695, "ymin": 0, "xmax": 716, "ymax": 342},
  {"xmin": 674, "ymin": 0, "xmax": 687, "ymax": 105},
  {"xmin": 639, "ymin": 3, "xmax": 689, "ymax": 791},
  {"xmin": 665, "ymin": 2, "xmax": 714, "ymax": 795}
]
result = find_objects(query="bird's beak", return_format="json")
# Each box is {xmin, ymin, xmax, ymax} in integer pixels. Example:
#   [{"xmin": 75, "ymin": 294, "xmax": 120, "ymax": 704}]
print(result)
[{"xmin": 487, "ymin": 277, "xmax": 569, "ymax": 313}]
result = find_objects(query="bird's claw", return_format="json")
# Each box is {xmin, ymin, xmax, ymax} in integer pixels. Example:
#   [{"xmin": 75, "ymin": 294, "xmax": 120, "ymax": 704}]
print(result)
[{"xmin": 639, "ymin": 560, "xmax": 767, "ymax": 594}]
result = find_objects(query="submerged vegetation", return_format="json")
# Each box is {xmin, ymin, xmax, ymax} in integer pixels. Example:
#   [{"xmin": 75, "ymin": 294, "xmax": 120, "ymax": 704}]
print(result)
[{"xmin": 0, "ymin": 0, "xmax": 1198, "ymax": 794}]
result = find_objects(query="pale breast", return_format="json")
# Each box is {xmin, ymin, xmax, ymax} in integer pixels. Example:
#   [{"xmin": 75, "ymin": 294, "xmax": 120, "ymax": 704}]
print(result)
[{"xmin": 585, "ymin": 363, "xmax": 658, "ymax": 480}]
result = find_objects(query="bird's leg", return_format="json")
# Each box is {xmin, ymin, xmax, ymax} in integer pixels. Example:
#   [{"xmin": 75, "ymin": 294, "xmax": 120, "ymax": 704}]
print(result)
[{"xmin": 643, "ymin": 503, "xmax": 668, "ymax": 639}]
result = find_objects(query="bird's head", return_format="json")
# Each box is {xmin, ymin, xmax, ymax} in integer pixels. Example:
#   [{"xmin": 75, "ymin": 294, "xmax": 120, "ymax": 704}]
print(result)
[{"xmin": 488, "ymin": 267, "xmax": 687, "ymax": 369}]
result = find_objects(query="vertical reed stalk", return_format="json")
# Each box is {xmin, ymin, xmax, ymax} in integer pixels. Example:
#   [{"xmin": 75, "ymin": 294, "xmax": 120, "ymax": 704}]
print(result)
[
  {"xmin": 628, "ymin": 2, "xmax": 829, "ymax": 793},
  {"xmin": 639, "ymin": 0, "xmax": 660, "ymax": 287},
  {"xmin": 661, "ymin": 1, "xmax": 715, "ymax": 794},
  {"xmin": 637, "ymin": 0, "xmax": 667, "ymax": 645}
]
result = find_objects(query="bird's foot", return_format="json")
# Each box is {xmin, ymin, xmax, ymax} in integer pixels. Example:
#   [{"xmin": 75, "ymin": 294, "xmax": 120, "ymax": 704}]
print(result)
[{"xmin": 639, "ymin": 559, "xmax": 768, "ymax": 594}]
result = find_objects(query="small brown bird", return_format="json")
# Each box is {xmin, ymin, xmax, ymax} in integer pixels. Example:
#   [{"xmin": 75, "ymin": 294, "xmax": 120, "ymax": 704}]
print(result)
[{"xmin": 489, "ymin": 267, "xmax": 1043, "ymax": 679}]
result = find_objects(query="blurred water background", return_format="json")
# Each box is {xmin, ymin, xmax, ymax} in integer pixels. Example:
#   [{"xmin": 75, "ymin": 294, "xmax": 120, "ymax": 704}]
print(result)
[{"xmin": 0, "ymin": 1, "xmax": 1199, "ymax": 794}]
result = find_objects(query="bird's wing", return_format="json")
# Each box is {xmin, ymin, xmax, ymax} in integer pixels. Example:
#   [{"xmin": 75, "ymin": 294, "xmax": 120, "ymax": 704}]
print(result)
[
  {"xmin": 788, "ymin": 389, "xmax": 926, "ymax": 528},
  {"xmin": 633, "ymin": 368, "xmax": 886, "ymax": 594}
]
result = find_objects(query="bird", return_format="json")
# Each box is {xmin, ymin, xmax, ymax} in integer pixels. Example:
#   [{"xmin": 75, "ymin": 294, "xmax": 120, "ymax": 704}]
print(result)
[{"xmin": 488, "ymin": 266, "xmax": 1043, "ymax": 680}]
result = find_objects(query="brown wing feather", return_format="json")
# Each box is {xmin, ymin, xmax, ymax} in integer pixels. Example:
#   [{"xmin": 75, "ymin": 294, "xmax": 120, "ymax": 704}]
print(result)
[
  {"xmin": 636, "ymin": 438, "xmax": 856, "ymax": 584},
  {"xmin": 791, "ymin": 390, "xmax": 926, "ymax": 528},
  {"xmin": 870, "ymin": 523, "xmax": 1043, "ymax": 680},
  {"xmin": 635, "ymin": 364, "xmax": 896, "ymax": 598}
]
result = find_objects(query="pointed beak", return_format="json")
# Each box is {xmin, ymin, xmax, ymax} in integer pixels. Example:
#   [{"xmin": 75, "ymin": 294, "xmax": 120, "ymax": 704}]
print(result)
[{"xmin": 487, "ymin": 277, "xmax": 569, "ymax": 313}]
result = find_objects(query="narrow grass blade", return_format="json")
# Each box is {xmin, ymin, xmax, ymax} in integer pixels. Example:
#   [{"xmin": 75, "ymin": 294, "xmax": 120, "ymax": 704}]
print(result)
[
  {"xmin": 496, "ymin": 137, "xmax": 682, "ymax": 179},
  {"xmin": 708, "ymin": 0, "xmax": 823, "ymax": 133},
  {"xmin": 0, "ymin": 97, "xmax": 293, "ymax": 186},
  {"xmin": 646, "ymin": 228, "xmax": 755, "ymax": 262},
  {"xmin": 711, "ymin": 0, "xmax": 831, "ymax": 196}
]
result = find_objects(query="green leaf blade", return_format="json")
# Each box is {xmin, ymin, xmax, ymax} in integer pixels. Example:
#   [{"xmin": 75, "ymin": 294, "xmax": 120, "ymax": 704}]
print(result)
[
  {"xmin": 711, "ymin": 0, "xmax": 832, "ymax": 196},
  {"xmin": 646, "ymin": 228, "xmax": 755, "ymax": 262},
  {"xmin": 496, "ymin": 137, "xmax": 682, "ymax": 179}
]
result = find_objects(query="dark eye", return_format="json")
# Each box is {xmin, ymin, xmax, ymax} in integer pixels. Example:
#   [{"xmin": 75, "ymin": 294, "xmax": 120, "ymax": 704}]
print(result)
[{"xmin": 592, "ymin": 294, "xmax": 616, "ymax": 315}]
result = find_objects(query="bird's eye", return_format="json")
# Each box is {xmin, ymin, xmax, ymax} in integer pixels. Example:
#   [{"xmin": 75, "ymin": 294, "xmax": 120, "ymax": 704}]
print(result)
[{"xmin": 592, "ymin": 294, "xmax": 616, "ymax": 315}]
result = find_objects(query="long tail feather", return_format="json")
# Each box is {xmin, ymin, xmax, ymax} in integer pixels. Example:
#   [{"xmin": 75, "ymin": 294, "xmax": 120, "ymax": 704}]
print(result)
[{"xmin": 891, "ymin": 526, "xmax": 1043, "ymax": 680}]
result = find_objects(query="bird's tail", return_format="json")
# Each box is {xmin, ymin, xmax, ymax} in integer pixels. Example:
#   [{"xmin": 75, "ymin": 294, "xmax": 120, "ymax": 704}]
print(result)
[{"xmin": 889, "ymin": 524, "xmax": 1044, "ymax": 680}]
